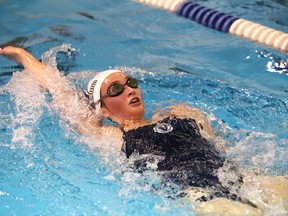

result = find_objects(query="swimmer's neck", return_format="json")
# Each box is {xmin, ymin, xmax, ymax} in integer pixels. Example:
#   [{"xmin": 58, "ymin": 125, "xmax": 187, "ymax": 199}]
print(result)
[{"xmin": 119, "ymin": 118, "xmax": 148, "ymax": 131}]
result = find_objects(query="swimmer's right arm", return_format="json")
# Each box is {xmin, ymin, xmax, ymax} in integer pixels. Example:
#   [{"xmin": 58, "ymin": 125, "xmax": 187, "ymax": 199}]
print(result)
[
  {"xmin": 0, "ymin": 46, "xmax": 63, "ymax": 89},
  {"xmin": 0, "ymin": 46, "xmax": 123, "ymax": 145}
]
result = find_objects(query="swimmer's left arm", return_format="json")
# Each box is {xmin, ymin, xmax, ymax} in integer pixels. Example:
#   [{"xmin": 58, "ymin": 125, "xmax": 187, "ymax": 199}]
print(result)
[
  {"xmin": 168, "ymin": 104, "xmax": 227, "ymax": 152},
  {"xmin": 168, "ymin": 104, "xmax": 215, "ymax": 137}
]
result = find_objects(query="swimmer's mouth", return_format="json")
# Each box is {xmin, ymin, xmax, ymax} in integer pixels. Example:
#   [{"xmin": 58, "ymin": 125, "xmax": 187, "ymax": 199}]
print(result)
[{"xmin": 129, "ymin": 97, "xmax": 140, "ymax": 105}]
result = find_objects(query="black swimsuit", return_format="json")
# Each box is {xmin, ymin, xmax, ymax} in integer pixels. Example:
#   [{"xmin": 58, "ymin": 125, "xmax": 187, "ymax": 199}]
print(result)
[{"xmin": 122, "ymin": 116, "xmax": 243, "ymax": 201}]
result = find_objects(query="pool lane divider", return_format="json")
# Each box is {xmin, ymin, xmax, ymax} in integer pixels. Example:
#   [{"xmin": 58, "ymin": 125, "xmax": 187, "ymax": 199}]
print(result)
[{"xmin": 136, "ymin": 0, "xmax": 288, "ymax": 53}]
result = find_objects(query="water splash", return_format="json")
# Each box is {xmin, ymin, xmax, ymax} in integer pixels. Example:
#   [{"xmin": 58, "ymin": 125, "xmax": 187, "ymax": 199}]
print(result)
[
  {"xmin": 267, "ymin": 59, "xmax": 288, "ymax": 75},
  {"xmin": 41, "ymin": 44, "xmax": 76, "ymax": 70},
  {"xmin": 253, "ymin": 50, "xmax": 288, "ymax": 75},
  {"xmin": 1, "ymin": 71, "xmax": 47, "ymax": 149},
  {"xmin": 211, "ymin": 114, "xmax": 288, "ymax": 176}
]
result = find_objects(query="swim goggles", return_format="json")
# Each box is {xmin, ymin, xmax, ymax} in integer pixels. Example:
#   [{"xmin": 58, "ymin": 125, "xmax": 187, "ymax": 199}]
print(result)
[{"xmin": 95, "ymin": 77, "xmax": 139, "ymax": 106}]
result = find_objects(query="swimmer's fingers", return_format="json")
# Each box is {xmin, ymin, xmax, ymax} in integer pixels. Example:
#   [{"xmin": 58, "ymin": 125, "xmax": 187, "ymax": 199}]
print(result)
[{"xmin": 0, "ymin": 46, "xmax": 25, "ymax": 64}]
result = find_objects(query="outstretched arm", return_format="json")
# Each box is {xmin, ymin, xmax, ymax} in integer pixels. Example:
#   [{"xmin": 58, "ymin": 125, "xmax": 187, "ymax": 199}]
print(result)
[
  {"xmin": 0, "ymin": 46, "xmax": 43, "ymax": 69},
  {"xmin": 0, "ymin": 46, "xmax": 87, "ymax": 125},
  {"xmin": 0, "ymin": 46, "xmax": 62, "ymax": 89},
  {"xmin": 0, "ymin": 46, "xmax": 123, "ymax": 145}
]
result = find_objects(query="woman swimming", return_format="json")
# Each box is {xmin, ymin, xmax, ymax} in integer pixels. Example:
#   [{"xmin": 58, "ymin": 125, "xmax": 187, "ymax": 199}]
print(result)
[{"xmin": 1, "ymin": 46, "xmax": 287, "ymax": 215}]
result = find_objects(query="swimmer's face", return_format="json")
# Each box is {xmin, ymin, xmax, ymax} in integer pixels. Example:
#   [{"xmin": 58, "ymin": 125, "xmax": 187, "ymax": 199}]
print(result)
[{"xmin": 100, "ymin": 72, "xmax": 145, "ymax": 123}]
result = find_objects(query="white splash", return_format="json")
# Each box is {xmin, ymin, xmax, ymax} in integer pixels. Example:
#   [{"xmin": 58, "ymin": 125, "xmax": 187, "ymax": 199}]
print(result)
[
  {"xmin": 1, "ymin": 71, "xmax": 47, "ymax": 149},
  {"xmin": 267, "ymin": 59, "xmax": 288, "ymax": 75},
  {"xmin": 41, "ymin": 43, "xmax": 75, "ymax": 70}
]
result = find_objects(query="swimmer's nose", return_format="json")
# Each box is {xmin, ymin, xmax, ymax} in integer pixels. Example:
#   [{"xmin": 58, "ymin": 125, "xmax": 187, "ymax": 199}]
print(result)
[{"xmin": 126, "ymin": 86, "xmax": 136, "ymax": 97}]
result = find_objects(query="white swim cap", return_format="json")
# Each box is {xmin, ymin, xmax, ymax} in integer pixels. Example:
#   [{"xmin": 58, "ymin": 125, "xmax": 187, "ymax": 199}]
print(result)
[{"xmin": 86, "ymin": 69, "xmax": 121, "ymax": 114}]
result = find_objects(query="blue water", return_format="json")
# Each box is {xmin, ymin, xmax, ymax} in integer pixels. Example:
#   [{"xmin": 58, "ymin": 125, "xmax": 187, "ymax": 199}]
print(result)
[{"xmin": 0, "ymin": 0, "xmax": 288, "ymax": 215}]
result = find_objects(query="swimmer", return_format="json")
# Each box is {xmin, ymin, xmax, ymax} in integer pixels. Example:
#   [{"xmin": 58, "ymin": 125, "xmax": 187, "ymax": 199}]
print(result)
[{"xmin": 1, "ymin": 46, "xmax": 287, "ymax": 216}]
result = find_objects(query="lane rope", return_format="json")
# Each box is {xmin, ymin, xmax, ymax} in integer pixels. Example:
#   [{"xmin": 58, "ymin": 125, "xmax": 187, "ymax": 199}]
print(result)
[{"xmin": 136, "ymin": 0, "xmax": 288, "ymax": 53}]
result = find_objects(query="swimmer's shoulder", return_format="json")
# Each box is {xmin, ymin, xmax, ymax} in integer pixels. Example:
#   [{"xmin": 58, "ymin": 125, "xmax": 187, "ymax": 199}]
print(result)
[
  {"xmin": 152, "ymin": 104, "xmax": 209, "ymax": 126},
  {"xmin": 77, "ymin": 115, "xmax": 123, "ymax": 147},
  {"xmin": 101, "ymin": 125, "xmax": 123, "ymax": 148},
  {"xmin": 152, "ymin": 104, "xmax": 217, "ymax": 140},
  {"xmin": 81, "ymin": 124, "xmax": 123, "ymax": 149},
  {"xmin": 167, "ymin": 104, "xmax": 227, "ymax": 153}
]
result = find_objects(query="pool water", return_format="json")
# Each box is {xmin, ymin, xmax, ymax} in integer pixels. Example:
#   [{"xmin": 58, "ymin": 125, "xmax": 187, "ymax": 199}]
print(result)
[{"xmin": 0, "ymin": 0, "xmax": 288, "ymax": 215}]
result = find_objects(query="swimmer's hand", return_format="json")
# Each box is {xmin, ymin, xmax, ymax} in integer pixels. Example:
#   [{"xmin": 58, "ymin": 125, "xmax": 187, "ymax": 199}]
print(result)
[
  {"xmin": 0, "ymin": 46, "xmax": 27, "ymax": 64},
  {"xmin": 0, "ymin": 46, "xmax": 44, "ymax": 70},
  {"xmin": 0, "ymin": 46, "xmax": 57, "ymax": 90}
]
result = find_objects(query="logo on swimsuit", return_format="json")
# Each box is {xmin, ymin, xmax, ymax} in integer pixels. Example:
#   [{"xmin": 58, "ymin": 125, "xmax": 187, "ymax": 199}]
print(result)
[{"xmin": 153, "ymin": 122, "xmax": 173, "ymax": 134}]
